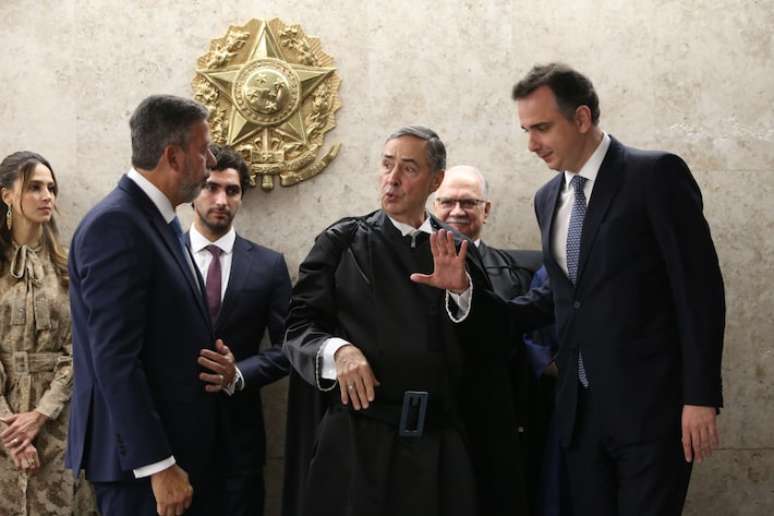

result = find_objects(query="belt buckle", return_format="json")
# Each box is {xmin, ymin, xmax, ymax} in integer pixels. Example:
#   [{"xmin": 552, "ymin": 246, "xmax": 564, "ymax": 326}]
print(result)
[
  {"xmin": 399, "ymin": 390, "xmax": 429, "ymax": 438},
  {"xmin": 13, "ymin": 351, "xmax": 29, "ymax": 374}
]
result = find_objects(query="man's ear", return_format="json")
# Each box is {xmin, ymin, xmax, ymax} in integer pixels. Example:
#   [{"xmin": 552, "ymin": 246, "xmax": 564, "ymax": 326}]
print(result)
[
  {"xmin": 430, "ymin": 169, "xmax": 445, "ymax": 193},
  {"xmin": 164, "ymin": 144, "xmax": 183, "ymax": 172},
  {"xmin": 574, "ymin": 105, "xmax": 593, "ymax": 133},
  {"xmin": 482, "ymin": 201, "xmax": 492, "ymax": 223}
]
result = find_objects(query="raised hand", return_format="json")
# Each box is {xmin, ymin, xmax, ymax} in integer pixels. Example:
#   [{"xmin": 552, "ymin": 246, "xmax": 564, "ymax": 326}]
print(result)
[{"xmin": 410, "ymin": 229, "xmax": 470, "ymax": 293}]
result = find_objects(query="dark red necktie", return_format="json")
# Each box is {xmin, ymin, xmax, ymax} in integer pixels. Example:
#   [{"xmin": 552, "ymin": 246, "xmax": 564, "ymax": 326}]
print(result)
[{"xmin": 205, "ymin": 245, "xmax": 223, "ymax": 321}]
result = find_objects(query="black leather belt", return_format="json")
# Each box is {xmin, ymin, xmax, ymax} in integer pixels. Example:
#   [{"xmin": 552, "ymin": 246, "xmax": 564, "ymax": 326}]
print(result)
[{"xmin": 332, "ymin": 390, "xmax": 458, "ymax": 438}]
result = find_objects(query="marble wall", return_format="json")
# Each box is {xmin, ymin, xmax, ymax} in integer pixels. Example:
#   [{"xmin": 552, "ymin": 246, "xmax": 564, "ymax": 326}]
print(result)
[{"xmin": 2, "ymin": 0, "xmax": 772, "ymax": 513}]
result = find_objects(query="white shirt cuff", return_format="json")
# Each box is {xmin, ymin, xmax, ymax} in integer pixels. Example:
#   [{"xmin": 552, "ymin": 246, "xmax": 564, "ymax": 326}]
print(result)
[
  {"xmin": 446, "ymin": 272, "xmax": 473, "ymax": 323},
  {"xmin": 133, "ymin": 456, "xmax": 176, "ymax": 478},
  {"xmin": 223, "ymin": 366, "xmax": 244, "ymax": 396},
  {"xmin": 321, "ymin": 337, "xmax": 350, "ymax": 380}
]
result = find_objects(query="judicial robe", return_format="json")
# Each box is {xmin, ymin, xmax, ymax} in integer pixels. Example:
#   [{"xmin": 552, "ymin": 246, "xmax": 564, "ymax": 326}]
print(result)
[{"xmin": 282, "ymin": 210, "xmax": 527, "ymax": 516}]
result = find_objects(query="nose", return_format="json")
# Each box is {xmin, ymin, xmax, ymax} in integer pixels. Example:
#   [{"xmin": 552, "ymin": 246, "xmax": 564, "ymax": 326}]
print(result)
[
  {"xmin": 450, "ymin": 202, "xmax": 466, "ymax": 216},
  {"xmin": 385, "ymin": 164, "xmax": 400, "ymax": 185},
  {"xmin": 527, "ymin": 132, "xmax": 540, "ymax": 153},
  {"xmin": 213, "ymin": 189, "xmax": 228, "ymax": 205}
]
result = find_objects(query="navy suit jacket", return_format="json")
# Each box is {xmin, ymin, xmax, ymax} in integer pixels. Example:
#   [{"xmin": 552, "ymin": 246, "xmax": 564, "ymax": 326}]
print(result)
[
  {"xmin": 66, "ymin": 175, "xmax": 220, "ymax": 483},
  {"xmin": 188, "ymin": 232, "xmax": 292, "ymax": 470},
  {"xmin": 490, "ymin": 136, "xmax": 725, "ymax": 447}
]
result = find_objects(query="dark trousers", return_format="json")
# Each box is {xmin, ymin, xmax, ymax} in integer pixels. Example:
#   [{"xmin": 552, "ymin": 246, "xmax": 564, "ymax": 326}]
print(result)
[
  {"xmin": 564, "ymin": 387, "xmax": 692, "ymax": 516},
  {"xmin": 223, "ymin": 468, "xmax": 265, "ymax": 516},
  {"xmin": 93, "ymin": 474, "xmax": 222, "ymax": 516}
]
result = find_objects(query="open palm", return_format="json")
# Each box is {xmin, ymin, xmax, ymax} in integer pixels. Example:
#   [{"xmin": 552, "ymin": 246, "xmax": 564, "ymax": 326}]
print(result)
[{"xmin": 410, "ymin": 229, "xmax": 470, "ymax": 292}]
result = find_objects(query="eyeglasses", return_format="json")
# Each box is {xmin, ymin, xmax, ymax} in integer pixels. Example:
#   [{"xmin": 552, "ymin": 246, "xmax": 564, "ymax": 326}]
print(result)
[{"xmin": 435, "ymin": 197, "xmax": 486, "ymax": 210}]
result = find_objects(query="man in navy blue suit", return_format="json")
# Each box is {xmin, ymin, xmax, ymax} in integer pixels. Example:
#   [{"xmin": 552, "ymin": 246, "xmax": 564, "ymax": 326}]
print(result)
[
  {"xmin": 187, "ymin": 144, "xmax": 292, "ymax": 516},
  {"xmin": 67, "ymin": 95, "xmax": 238, "ymax": 516},
  {"xmin": 416, "ymin": 64, "xmax": 725, "ymax": 516}
]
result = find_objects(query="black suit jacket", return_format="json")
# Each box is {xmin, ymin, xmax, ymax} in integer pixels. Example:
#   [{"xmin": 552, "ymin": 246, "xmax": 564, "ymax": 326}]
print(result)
[
  {"xmin": 190, "ymin": 232, "xmax": 292, "ymax": 470},
  {"xmin": 528, "ymin": 135, "xmax": 725, "ymax": 446},
  {"xmin": 67, "ymin": 175, "xmax": 219, "ymax": 484}
]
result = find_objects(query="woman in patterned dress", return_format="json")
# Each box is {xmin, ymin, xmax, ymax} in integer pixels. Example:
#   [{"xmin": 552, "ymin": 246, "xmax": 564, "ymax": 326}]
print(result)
[{"xmin": 0, "ymin": 151, "xmax": 95, "ymax": 515}]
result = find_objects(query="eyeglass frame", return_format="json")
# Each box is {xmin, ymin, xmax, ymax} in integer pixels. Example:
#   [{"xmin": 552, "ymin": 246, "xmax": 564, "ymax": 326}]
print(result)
[{"xmin": 434, "ymin": 196, "xmax": 488, "ymax": 210}]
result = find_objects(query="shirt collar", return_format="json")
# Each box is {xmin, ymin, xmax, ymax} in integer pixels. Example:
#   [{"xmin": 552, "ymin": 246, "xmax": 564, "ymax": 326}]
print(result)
[
  {"xmin": 387, "ymin": 214, "xmax": 434, "ymax": 237},
  {"xmin": 127, "ymin": 168, "xmax": 176, "ymax": 223},
  {"xmin": 563, "ymin": 132, "xmax": 611, "ymax": 188},
  {"xmin": 189, "ymin": 224, "xmax": 236, "ymax": 255}
]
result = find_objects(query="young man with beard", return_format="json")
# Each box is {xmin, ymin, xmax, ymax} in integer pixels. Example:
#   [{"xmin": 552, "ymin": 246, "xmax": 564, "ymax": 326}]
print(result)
[{"xmin": 188, "ymin": 145, "xmax": 292, "ymax": 516}]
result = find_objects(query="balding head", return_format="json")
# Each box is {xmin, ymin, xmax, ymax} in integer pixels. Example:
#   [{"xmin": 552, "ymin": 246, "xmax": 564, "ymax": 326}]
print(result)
[{"xmin": 433, "ymin": 165, "xmax": 492, "ymax": 241}]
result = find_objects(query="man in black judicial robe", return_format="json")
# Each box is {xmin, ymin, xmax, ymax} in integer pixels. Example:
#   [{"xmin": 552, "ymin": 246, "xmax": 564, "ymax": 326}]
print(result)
[
  {"xmin": 432, "ymin": 165, "xmax": 569, "ymax": 516},
  {"xmin": 282, "ymin": 127, "xmax": 526, "ymax": 516}
]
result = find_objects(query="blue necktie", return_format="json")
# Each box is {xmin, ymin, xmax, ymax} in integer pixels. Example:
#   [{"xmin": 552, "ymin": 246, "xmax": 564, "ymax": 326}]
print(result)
[
  {"xmin": 168, "ymin": 216, "xmax": 187, "ymax": 256},
  {"xmin": 566, "ymin": 175, "xmax": 590, "ymax": 388}
]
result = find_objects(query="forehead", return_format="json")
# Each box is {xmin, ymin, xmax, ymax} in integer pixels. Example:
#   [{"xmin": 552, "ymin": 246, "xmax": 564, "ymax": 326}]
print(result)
[
  {"xmin": 517, "ymin": 85, "xmax": 563, "ymax": 124},
  {"xmin": 383, "ymin": 136, "xmax": 429, "ymax": 165},
  {"xmin": 206, "ymin": 167, "xmax": 241, "ymax": 185},
  {"xmin": 437, "ymin": 173, "xmax": 483, "ymax": 197},
  {"xmin": 28, "ymin": 163, "xmax": 54, "ymax": 182}
]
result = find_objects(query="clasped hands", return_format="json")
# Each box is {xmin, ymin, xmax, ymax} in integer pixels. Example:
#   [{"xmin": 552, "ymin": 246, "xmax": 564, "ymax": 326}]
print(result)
[
  {"xmin": 198, "ymin": 338, "xmax": 236, "ymax": 393},
  {"xmin": 0, "ymin": 410, "xmax": 48, "ymax": 473}
]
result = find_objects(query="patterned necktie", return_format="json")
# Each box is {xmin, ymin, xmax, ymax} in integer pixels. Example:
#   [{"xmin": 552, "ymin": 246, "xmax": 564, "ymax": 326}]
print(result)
[
  {"xmin": 168, "ymin": 217, "xmax": 187, "ymax": 255},
  {"xmin": 566, "ymin": 175, "xmax": 590, "ymax": 388},
  {"xmin": 205, "ymin": 245, "xmax": 223, "ymax": 321}
]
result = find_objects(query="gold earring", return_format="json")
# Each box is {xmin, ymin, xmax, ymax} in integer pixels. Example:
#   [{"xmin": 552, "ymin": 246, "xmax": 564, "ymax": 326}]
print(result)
[{"xmin": 5, "ymin": 205, "xmax": 11, "ymax": 231}]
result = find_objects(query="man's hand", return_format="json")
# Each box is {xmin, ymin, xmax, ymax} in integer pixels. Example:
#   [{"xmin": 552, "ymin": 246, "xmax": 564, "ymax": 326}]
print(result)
[
  {"xmin": 335, "ymin": 344, "xmax": 380, "ymax": 410},
  {"xmin": 198, "ymin": 339, "xmax": 236, "ymax": 393},
  {"xmin": 682, "ymin": 404, "xmax": 719, "ymax": 463},
  {"xmin": 410, "ymin": 230, "xmax": 470, "ymax": 293},
  {"xmin": 11, "ymin": 443, "xmax": 40, "ymax": 473},
  {"xmin": 1, "ymin": 410, "xmax": 48, "ymax": 454},
  {"xmin": 150, "ymin": 464, "xmax": 193, "ymax": 516},
  {"xmin": 543, "ymin": 361, "xmax": 559, "ymax": 378}
]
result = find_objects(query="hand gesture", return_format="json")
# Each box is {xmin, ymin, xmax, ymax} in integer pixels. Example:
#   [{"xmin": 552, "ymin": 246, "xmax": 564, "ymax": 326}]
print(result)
[
  {"xmin": 198, "ymin": 339, "xmax": 237, "ymax": 393},
  {"xmin": 11, "ymin": 442, "xmax": 40, "ymax": 473},
  {"xmin": 335, "ymin": 344, "xmax": 380, "ymax": 410},
  {"xmin": 682, "ymin": 404, "xmax": 720, "ymax": 463},
  {"xmin": 410, "ymin": 229, "xmax": 470, "ymax": 293},
  {"xmin": 150, "ymin": 464, "xmax": 193, "ymax": 516},
  {"xmin": 1, "ymin": 410, "xmax": 48, "ymax": 455}
]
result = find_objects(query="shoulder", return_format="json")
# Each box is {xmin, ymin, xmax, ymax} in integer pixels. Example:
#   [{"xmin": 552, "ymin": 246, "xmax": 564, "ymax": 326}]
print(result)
[
  {"xmin": 534, "ymin": 173, "xmax": 563, "ymax": 201},
  {"xmin": 318, "ymin": 211, "xmax": 378, "ymax": 244},
  {"xmin": 234, "ymin": 234, "xmax": 284, "ymax": 263}
]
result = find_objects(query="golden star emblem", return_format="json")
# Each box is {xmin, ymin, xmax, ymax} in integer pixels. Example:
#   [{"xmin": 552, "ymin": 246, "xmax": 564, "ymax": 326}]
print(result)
[{"xmin": 192, "ymin": 19, "xmax": 342, "ymax": 191}]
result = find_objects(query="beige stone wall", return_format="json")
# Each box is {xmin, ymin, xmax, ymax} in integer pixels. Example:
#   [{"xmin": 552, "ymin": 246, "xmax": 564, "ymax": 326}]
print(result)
[{"xmin": 2, "ymin": 0, "xmax": 772, "ymax": 514}]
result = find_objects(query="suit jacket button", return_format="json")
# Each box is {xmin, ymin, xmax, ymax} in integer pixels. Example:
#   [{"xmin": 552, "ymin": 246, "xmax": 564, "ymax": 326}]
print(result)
[{"xmin": 573, "ymin": 301, "xmax": 581, "ymax": 309}]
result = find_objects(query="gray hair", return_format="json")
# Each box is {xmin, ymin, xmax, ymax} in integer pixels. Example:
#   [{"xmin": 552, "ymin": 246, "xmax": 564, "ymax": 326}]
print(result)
[
  {"xmin": 129, "ymin": 94, "xmax": 210, "ymax": 170},
  {"xmin": 445, "ymin": 165, "xmax": 489, "ymax": 198},
  {"xmin": 385, "ymin": 126, "xmax": 446, "ymax": 172}
]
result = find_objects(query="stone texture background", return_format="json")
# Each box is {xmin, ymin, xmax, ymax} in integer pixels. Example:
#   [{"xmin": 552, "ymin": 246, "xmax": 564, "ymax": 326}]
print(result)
[{"xmin": 1, "ymin": 0, "xmax": 772, "ymax": 514}]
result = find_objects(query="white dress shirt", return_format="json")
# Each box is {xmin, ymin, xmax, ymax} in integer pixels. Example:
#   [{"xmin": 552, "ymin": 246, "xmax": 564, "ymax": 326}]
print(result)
[
  {"xmin": 551, "ymin": 133, "xmax": 611, "ymax": 276},
  {"xmin": 318, "ymin": 215, "xmax": 471, "ymax": 382},
  {"xmin": 189, "ymin": 225, "xmax": 236, "ymax": 302},
  {"xmin": 126, "ymin": 169, "xmax": 178, "ymax": 479},
  {"xmin": 188, "ymin": 224, "xmax": 244, "ymax": 394}
]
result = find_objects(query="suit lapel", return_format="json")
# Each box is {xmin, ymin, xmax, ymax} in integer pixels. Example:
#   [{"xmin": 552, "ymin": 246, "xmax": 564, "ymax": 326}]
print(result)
[
  {"xmin": 217, "ymin": 236, "xmax": 252, "ymax": 332},
  {"xmin": 576, "ymin": 136, "xmax": 626, "ymax": 286},
  {"xmin": 119, "ymin": 176, "xmax": 212, "ymax": 329},
  {"xmin": 540, "ymin": 173, "xmax": 565, "ymax": 277}
]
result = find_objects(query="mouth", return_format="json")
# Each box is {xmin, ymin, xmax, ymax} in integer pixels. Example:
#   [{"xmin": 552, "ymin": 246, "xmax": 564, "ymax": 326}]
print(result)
[
  {"xmin": 39, "ymin": 207, "xmax": 52, "ymax": 214},
  {"xmin": 538, "ymin": 151, "xmax": 553, "ymax": 162},
  {"xmin": 446, "ymin": 218, "xmax": 470, "ymax": 226}
]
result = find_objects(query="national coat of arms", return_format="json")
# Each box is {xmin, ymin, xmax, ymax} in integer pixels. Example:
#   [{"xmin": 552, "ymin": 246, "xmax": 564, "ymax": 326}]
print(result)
[{"xmin": 193, "ymin": 18, "xmax": 342, "ymax": 191}]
